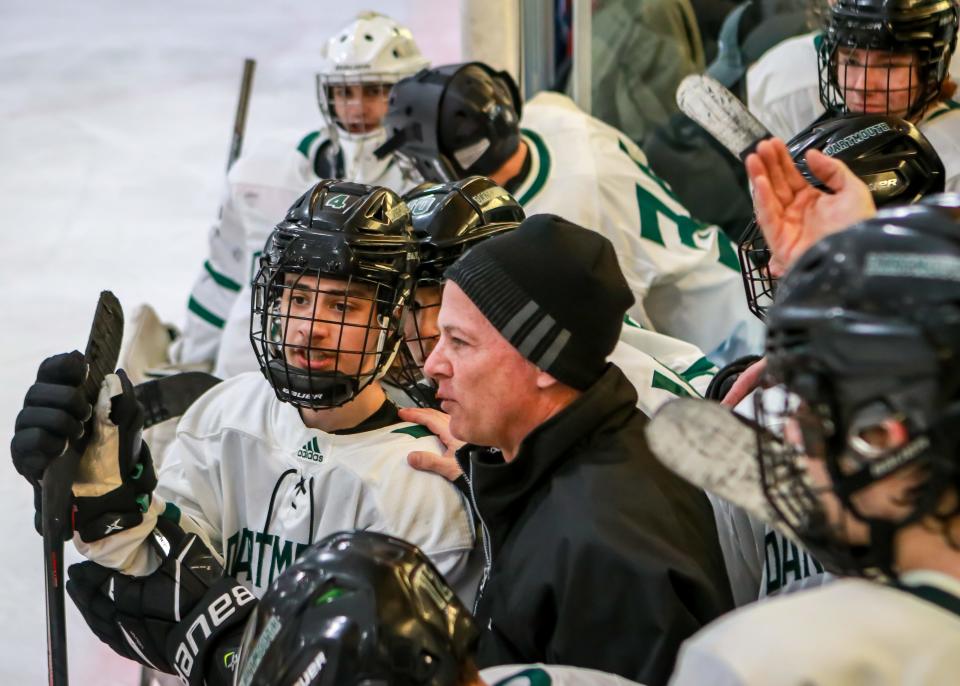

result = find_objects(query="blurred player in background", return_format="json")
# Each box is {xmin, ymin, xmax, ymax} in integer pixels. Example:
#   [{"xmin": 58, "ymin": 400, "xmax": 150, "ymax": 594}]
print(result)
[
  {"xmin": 160, "ymin": 12, "xmax": 428, "ymax": 381},
  {"xmin": 747, "ymin": 0, "xmax": 960, "ymax": 189}
]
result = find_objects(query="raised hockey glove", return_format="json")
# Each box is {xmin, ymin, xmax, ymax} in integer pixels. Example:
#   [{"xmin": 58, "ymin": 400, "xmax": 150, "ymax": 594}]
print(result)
[
  {"xmin": 70, "ymin": 367, "xmax": 158, "ymax": 542},
  {"xmin": 66, "ymin": 517, "xmax": 257, "ymax": 686},
  {"xmin": 12, "ymin": 351, "xmax": 94, "ymax": 533}
]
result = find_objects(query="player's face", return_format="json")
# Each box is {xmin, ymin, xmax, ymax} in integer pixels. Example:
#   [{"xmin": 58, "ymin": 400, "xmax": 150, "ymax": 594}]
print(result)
[
  {"xmin": 278, "ymin": 273, "xmax": 383, "ymax": 378},
  {"xmin": 330, "ymin": 82, "xmax": 391, "ymax": 134},
  {"xmin": 835, "ymin": 48, "xmax": 921, "ymax": 118},
  {"xmin": 403, "ymin": 284, "xmax": 443, "ymax": 370},
  {"xmin": 784, "ymin": 407, "xmax": 921, "ymax": 544},
  {"xmin": 424, "ymin": 281, "xmax": 542, "ymax": 448}
]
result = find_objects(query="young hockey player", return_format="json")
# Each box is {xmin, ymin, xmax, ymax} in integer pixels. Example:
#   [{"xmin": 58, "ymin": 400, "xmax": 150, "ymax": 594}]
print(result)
[
  {"xmin": 10, "ymin": 181, "xmax": 478, "ymax": 604},
  {"xmin": 397, "ymin": 176, "xmax": 717, "ymax": 415},
  {"xmin": 747, "ymin": 0, "xmax": 960, "ymax": 190},
  {"xmin": 670, "ymin": 198, "xmax": 960, "ymax": 685},
  {"xmin": 67, "ymin": 527, "xmax": 644, "ymax": 685},
  {"xmin": 174, "ymin": 11, "xmax": 428, "ymax": 379},
  {"xmin": 376, "ymin": 62, "xmax": 763, "ymax": 365}
]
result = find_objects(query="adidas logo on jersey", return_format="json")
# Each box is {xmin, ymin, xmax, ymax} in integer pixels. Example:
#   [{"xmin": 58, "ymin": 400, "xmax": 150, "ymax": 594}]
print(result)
[{"xmin": 297, "ymin": 437, "xmax": 324, "ymax": 463}]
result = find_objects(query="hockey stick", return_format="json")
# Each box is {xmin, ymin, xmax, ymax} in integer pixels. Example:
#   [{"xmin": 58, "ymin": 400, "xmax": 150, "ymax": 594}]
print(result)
[
  {"xmin": 42, "ymin": 291, "xmax": 124, "ymax": 686},
  {"xmin": 226, "ymin": 58, "xmax": 256, "ymax": 171},
  {"xmin": 675, "ymin": 74, "xmax": 772, "ymax": 161},
  {"xmin": 644, "ymin": 398, "xmax": 800, "ymax": 542},
  {"xmin": 135, "ymin": 371, "xmax": 222, "ymax": 429}
]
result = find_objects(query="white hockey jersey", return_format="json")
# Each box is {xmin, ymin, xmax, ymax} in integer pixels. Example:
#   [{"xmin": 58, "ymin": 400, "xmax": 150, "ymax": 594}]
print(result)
[
  {"xmin": 611, "ymin": 318, "xmax": 718, "ymax": 417},
  {"xmin": 76, "ymin": 373, "xmax": 478, "ymax": 601},
  {"xmin": 708, "ymin": 493, "xmax": 833, "ymax": 607},
  {"xmin": 669, "ymin": 573, "xmax": 960, "ymax": 685},
  {"xmin": 482, "ymin": 664, "xmax": 644, "ymax": 685},
  {"xmin": 175, "ymin": 131, "xmax": 418, "ymax": 378},
  {"xmin": 747, "ymin": 32, "xmax": 960, "ymax": 192},
  {"xmin": 706, "ymin": 386, "xmax": 834, "ymax": 606},
  {"xmin": 515, "ymin": 92, "xmax": 764, "ymax": 364}
]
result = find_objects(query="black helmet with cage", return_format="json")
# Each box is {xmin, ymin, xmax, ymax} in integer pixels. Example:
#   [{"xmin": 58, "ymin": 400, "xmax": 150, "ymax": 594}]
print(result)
[
  {"xmin": 232, "ymin": 530, "xmax": 480, "ymax": 686},
  {"xmin": 757, "ymin": 198, "xmax": 960, "ymax": 579},
  {"xmin": 374, "ymin": 62, "xmax": 523, "ymax": 183},
  {"xmin": 817, "ymin": 0, "xmax": 959, "ymax": 121},
  {"xmin": 250, "ymin": 179, "xmax": 418, "ymax": 409},
  {"xmin": 393, "ymin": 176, "xmax": 524, "ymax": 407},
  {"xmin": 739, "ymin": 112, "xmax": 944, "ymax": 319}
]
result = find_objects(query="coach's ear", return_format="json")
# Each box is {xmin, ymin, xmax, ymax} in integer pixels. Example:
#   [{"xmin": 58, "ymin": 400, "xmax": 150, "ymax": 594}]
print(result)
[{"xmin": 535, "ymin": 369, "xmax": 562, "ymax": 390}]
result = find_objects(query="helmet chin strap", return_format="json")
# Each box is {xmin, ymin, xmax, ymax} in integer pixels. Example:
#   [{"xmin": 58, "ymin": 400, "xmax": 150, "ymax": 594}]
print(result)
[{"xmin": 332, "ymin": 126, "xmax": 395, "ymax": 183}]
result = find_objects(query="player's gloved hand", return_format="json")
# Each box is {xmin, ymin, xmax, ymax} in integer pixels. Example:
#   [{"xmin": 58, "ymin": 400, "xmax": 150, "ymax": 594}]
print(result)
[
  {"xmin": 11, "ymin": 351, "xmax": 94, "ymax": 533},
  {"xmin": 67, "ymin": 517, "xmax": 257, "ymax": 686},
  {"xmin": 70, "ymin": 367, "xmax": 158, "ymax": 542}
]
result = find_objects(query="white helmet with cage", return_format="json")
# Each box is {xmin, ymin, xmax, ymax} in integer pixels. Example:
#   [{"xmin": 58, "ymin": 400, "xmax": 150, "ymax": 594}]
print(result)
[{"xmin": 317, "ymin": 12, "xmax": 429, "ymax": 182}]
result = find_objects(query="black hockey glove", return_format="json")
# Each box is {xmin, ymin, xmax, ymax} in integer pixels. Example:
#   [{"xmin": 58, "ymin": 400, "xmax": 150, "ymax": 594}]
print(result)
[
  {"xmin": 11, "ymin": 351, "xmax": 157, "ymax": 539},
  {"xmin": 67, "ymin": 517, "xmax": 256, "ymax": 686},
  {"xmin": 12, "ymin": 351, "xmax": 92, "ymax": 533}
]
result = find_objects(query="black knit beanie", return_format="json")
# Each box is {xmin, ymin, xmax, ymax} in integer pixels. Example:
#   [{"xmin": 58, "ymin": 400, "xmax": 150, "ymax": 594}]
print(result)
[{"xmin": 444, "ymin": 213, "xmax": 635, "ymax": 390}]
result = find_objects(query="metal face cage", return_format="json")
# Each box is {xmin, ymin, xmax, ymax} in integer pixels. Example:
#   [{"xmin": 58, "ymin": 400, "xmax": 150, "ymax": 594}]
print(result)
[
  {"xmin": 251, "ymin": 256, "xmax": 406, "ymax": 410},
  {"xmin": 738, "ymin": 219, "xmax": 777, "ymax": 321},
  {"xmin": 817, "ymin": 0, "xmax": 955, "ymax": 123},
  {"xmin": 390, "ymin": 277, "xmax": 443, "ymax": 408},
  {"xmin": 316, "ymin": 73, "xmax": 395, "ymax": 137}
]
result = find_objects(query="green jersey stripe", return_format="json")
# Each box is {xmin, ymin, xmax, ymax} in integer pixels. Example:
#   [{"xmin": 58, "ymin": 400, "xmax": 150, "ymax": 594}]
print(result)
[
  {"xmin": 297, "ymin": 130, "xmax": 322, "ymax": 159},
  {"xmin": 926, "ymin": 99, "xmax": 960, "ymax": 122},
  {"xmin": 518, "ymin": 129, "xmax": 552, "ymax": 206},
  {"xmin": 652, "ymin": 370, "xmax": 694, "ymax": 398},
  {"xmin": 492, "ymin": 667, "xmax": 553, "ymax": 686},
  {"xmin": 391, "ymin": 424, "xmax": 435, "ymax": 439},
  {"xmin": 681, "ymin": 356, "xmax": 717, "ymax": 381},
  {"xmin": 204, "ymin": 260, "xmax": 242, "ymax": 292},
  {"xmin": 188, "ymin": 296, "xmax": 226, "ymax": 329},
  {"xmin": 617, "ymin": 139, "xmax": 674, "ymax": 197}
]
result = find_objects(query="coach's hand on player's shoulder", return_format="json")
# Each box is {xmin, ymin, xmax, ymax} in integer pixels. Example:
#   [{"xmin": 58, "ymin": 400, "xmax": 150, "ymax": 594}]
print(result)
[
  {"xmin": 746, "ymin": 138, "xmax": 876, "ymax": 275},
  {"xmin": 399, "ymin": 407, "xmax": 465, "ymax": 481}
]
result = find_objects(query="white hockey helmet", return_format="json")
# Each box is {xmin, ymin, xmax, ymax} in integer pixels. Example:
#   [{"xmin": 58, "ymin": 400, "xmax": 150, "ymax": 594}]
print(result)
[{"xmin": 317, "ymin": 12, "xmax": 429, "ymax": 138}]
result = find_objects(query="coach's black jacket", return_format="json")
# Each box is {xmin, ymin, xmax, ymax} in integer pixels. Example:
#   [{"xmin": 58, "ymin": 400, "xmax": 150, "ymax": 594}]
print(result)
[{"xmin": 458, "ymin": 364, "xmax": 734, "ymax": 686}]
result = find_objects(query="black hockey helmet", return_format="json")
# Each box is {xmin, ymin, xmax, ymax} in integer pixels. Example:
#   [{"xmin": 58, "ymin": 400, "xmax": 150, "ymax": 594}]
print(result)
[
  {"xmin": 756, "ymin": 199, "xmax": 960, "ymax": 578},
  {"xmin": 393, "ymin": 176, "xmax": 524, "ymax": 407},
  {"xmin": 818, "ymin": 0, "xmax": 959, "ymax": 120},
  {"xmin": 374, "ymin": 62, "xmax": 523, "ymax": 182},
  {"xmin": 233, "ymin": 531, "xmax": 480, "ymax": 686},
  {"xmin": 407, "ymin": 176, "xmax": 525, "ymax": 280},
  {"xmin": 739, "ymin": 113, "xmax": 944, "ymax": 319},
  {"xmin": 250, "ymin": 179, "xmax": 418, "ymax": 409}
]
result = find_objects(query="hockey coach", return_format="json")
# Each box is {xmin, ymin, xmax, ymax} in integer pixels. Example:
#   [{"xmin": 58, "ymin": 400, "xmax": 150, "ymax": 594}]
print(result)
[{"xmin": 401, "ymin": 213, "xmax": 734, "ymax": 685}]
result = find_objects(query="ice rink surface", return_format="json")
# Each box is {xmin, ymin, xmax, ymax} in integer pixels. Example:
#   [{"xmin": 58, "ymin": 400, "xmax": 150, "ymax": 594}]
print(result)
[{"xmin": 0, "ymin": 1, "xmax": 460, "ymax": 681}]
